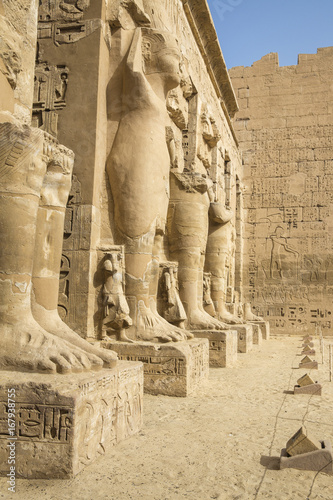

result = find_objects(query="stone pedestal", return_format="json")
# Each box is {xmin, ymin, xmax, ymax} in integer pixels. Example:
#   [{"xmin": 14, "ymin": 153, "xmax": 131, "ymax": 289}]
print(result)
[
  {"xmin": 251, "ymin": 324, "xmax": 262, "ymax": 345},
  {"xmin": 301, "ymin": 349, "xmax": 316, "ymax": 356},
  {"xmin": 302, "ymin": 342, "xmax": 314, "ymax": 348},
  {"xmin": 0, "ymin": 362, "xmax": 143, "ymax": 479},
  {"xmin": 192, "ymin": 330, "xmax": 238, "ymax": 367},
  {"xmin": 294, "ymin": 383, "xmax": 322, "ymax": 396},
  {"xmin": 105, "ymin": 339, "xmax": 209, "ymax": 397},
  {"xmin": 299, "ymin": 361, "xmax": 318, "ymax": 369},
  {"xmin": 235, "ymin": 324, "xmax": 253, "ymax": 353},
  {"xmin": 249, "ymin": 320, "xmax": 270, "ymax": 340},
  {"xmin": 280, "ymin": 440, "xmax": 332, "ymax": 475}
]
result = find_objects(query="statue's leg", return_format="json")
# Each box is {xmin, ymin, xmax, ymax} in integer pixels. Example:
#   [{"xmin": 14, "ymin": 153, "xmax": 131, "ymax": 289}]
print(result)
[
  {"xmin": 124, "ymin": 228, "xmax": 187, "ymax": 342},
  {"xmin": 148, "ymin": 232, "xmax": 192, "ymax": 339},
  {"xmin": 0, "ymin": 124, "xmax": 104, "ymax": 373},
  {"xmin": 205, "ymin": 223, "xmax": 244, "ymax": 324},
  {"xmin": 107, "ymin": 124, "xmax": 188, "ymax": 343},
  {"xmin": 31, "ymin": 148, "xmax": 117, "ymax": 367},
  {"xmin": 168, "ymin": 201, "xmax": 228, "ymax": 330}
]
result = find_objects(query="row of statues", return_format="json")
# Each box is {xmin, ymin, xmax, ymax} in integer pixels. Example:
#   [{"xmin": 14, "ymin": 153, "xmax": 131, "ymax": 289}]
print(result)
[
  {"xmin": 0, "ymin": 124, "xmax": 117, "ymax": 373},
  {"xmin": 103, "ymin": 27, "xmax": 261, "ymax": 341},
  {"xmin": 0, "ymin": 24, "xmax": 262, "ymax": 374}
]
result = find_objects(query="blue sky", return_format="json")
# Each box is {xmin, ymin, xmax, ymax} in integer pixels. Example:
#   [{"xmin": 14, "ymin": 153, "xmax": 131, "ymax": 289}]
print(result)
[{"xmin": 207, "ymin": 0, "xmax": 333, "ymax": 69}]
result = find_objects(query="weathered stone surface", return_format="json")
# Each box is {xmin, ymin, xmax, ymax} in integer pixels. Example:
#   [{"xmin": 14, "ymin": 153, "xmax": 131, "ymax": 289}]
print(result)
[
  {"xmin": 301, "ymin": 348, "xmax": 316, "ymax": 356},
  {"xmin": 31, "ymin": 0, "xmax": 245, "ymax": 343},
  {"xmin": 300, "ymin": 355, "xmax": 313, "ymax": 365},
  {"xmin": 294, "ymin": 383, "xmax": 322, "ymax": 396},
  {"xmin": 191, "ymin": 330, "xmax": 238, "ymax": 367},
  {"xmin": 104, "ymin": 339, "xmax": 209, "ymax": 397},
  {"xmin": 299, "ymin": 355, "xmax": 318, "ymax": 369},
  {"xmin": 235, "ymin": 324, "xmax": 253, "ymax": 353},
  {"xmin": 0, "ymin": 362, "xmax": 143, "ymax": 478},
  {"xmin": 297, "ymin": 373, "xmax": 315, "ymax": 387},
  {"xmin": 230, "ymin": 48, "xmax": 333, "ymax": 336},
  {"xmin": 251, "ymin": 321, "xmax": 270, "ymax": 340},
  {"xmin": 251, "ymin": 323, "xmax": 262, "ymax": 345},
  {"xmin": 299, "ymin": 360, "xmax": 318, "ymax": 370},
  {"xmin": 0, "ymin": 0, "xmax": 39, "ymax": 121},
  {"xmin": 281, "ymin": 440, "xmax": 332, "ymax": 474},
  {"xmin": 286, "ymin": 427, "xmax": 321, "ymax": 457}
]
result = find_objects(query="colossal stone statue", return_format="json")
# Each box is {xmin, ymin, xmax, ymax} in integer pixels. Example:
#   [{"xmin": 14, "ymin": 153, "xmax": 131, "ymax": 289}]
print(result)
[
  {"xmin": 206, "ymin": 213, "xmax": 245, "ymax": 325},
  {"xmin": 30, "ymin": 134, "xmax": 117, "ymax": 367},
  {"xmin": 168, "ymin": 167, "xmax": 229, "ymax": 330},
  {"xmin": 0, "ymin": 121, "xmax": 117, "ymax": 373},
  {"xmin": 106, "ymin": 27, "xmax": 192, "ymax": 342}
]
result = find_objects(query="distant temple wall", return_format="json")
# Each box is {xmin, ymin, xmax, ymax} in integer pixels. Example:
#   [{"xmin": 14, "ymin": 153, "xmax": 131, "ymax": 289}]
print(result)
[{"xmin": 230, "ymin": 48, "xmax": 333, "ymax": 334}]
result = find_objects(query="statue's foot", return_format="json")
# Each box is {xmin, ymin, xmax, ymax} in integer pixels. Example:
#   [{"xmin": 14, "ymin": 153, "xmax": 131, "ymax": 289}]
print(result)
[
  {"xmin": 188, "ymin": 309, "xmax": 230, "ymax": 330},
  {"xmin": 149, "ymin": 299, "xmax": 193, "ymax": 340},
  {"xmin": 217, "ymin": 311, "xmax": 245, "ymax": 325},
  {"xmin": 136, "ymin": 301, "xmax": 189, "ymax": 342},
  {"xmin": 33, "ymin": 308, "xmax": 117, "ymax": 367},
  {"xmin": 119, "ymin": 329, "xmax": 135, "ymax": 343},
  {"xmin": 0, "ymin": 319, "xmax": 105, "ymax": 374},
  {"xmin": 246, "ymin": 314, "xmax": 264, "ymax": 322}
]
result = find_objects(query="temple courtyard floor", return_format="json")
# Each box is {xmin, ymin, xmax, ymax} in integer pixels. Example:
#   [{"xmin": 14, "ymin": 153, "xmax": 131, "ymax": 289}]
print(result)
[{"xmin": 1, "ymin": 334, "xmax": 333, "ymax": 500}]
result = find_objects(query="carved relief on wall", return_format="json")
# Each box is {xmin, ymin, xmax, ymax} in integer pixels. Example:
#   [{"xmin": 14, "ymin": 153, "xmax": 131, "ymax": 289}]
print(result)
[
  {"xmin": 39, "ymin": 0, "xmax": 91, "ymax": 23},
  {"xmin": 32, "ymin": 63, "xmax": 69, "ymax": 137},
  {"xmin": 57, "ymin": 175, "xmax": 82, "ymax": 321},
  {"xmin": 0, "ymin": 403, "xmax": 73, "ymax": 442},
  {"xmin": 197, "ymin": 104, "xmax": 220, "ymax": 170},
  {"xmin": 101, "ymin": 247, "xmax": 133, "ymax": 342},
  {"xmin": 203, "ymin": 272, "xmax": 216, "ymax": 318},
  {"xmin": 37, "ymin": 0, "xmax": 99, "ymax": 45},
  {"xmin": 269, "ymin": 226, "xmax": 299, "ymax": 280},
  {"xmin": 157, "ymin": 262, "xmax": 187, "ymax": 329}
]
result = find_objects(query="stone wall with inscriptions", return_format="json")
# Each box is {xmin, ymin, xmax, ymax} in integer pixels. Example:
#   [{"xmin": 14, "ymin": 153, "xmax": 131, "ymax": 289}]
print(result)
[
  {"xmin": 0, "ymin": 0, "xmax": 39, "ymax": 120},
  {"xmin": 35, "ymin": 0, "xmax": 243, "ymax": 339},
  {"xmin": 230, "ymin": 48, "xmax": 333, "ymax": 335}
]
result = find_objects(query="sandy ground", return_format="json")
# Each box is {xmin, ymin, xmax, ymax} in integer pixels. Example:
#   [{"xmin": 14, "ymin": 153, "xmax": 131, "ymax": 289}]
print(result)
[{"xmin": 1, "ymin": 335, "xmax": 333, "ymax": 500}]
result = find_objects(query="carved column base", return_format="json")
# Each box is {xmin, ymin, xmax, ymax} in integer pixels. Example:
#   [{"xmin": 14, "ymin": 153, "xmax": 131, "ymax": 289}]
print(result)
[
  {"xmin": 248, "ymin": 320, "xmax": 270, "ymax": 340},
  {"xmin": 233, "ymin": 324, "xmax": 253, "ymax": 354},
  {"xmin": 191, "ymin": 330, "xmax": 238, "ymax": 368},
  {"xmin": 103, "ymin": 339, "xmax": 209, "ymax": 397},
  {"xmin": 0, "ymin": 362, "xmax": 143, "ymax": 479},
  {"xmin": 251, "ymin": 323, "xmax": 263, "ymax": 345}
]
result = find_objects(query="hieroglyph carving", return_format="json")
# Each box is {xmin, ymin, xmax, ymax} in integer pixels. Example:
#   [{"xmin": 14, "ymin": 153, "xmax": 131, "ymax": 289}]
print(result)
[
  {"xmin": 38, "ymin": 0, "xmax": 100, "ymax": 45},
  {"xmin": 32, "ymin": 63, "xmax": 69, "ymax": 137}
]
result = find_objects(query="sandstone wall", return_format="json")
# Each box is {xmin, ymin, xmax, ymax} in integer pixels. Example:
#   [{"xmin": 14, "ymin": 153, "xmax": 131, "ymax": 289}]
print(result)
[
  {"xmin": 0, "ymin": 0, "xmax": 38, "ymax": 120},
  {"xmin": 230, "ymin": 48, "xmax": 333, "ymax": 334},
  {"xmin": 34, "ymin": 0, "xmax": 242, "ymax": 339}
]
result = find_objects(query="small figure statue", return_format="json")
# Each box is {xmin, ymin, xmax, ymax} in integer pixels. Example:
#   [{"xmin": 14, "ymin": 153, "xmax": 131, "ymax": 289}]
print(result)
[
  {"xmin": 162, "ymin": 264, "xmax": 187, "ymax": 329},
  {"xmin": 102, "ymin": 251, "xmax": 133, "ymax": 342},
  {"xmin": 203, "ymin": 272, "xmax": 216, "ymax": 318}
]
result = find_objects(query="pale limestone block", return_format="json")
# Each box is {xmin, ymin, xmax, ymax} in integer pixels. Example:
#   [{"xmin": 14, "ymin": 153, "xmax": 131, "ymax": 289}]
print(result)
[
  {"xmin": 0, "ymin": 362, "xmax": 143, "ymax": 478},
  {"xmin": 297, "ymin": 373, "xmax": 315, "ymax": 387},
  {"xmin": 104, "ymin": 339, "xmax": 209, "ymax": 397},
  {"xmin": 192, "ymin": 330, "xmax": 238, "ymax": 367},
  {"xmin": 286, "ymin": 427, "xmax": 322, "ymax": 457}
]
